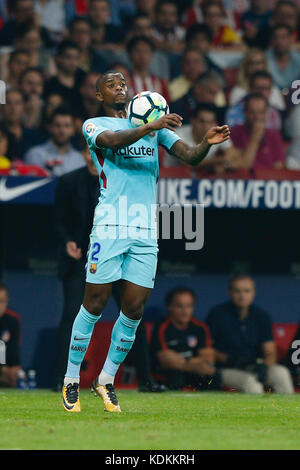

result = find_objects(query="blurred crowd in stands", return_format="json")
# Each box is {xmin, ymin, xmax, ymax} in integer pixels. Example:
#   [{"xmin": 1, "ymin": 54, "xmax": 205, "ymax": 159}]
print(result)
[{"xmin": 0, "ymin": 0, "xmax": 300, "ymax": 176}]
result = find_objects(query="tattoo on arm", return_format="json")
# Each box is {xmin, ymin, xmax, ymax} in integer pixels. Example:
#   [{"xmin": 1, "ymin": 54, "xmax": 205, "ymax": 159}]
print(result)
[
  {"xmin": 169, "ymin": 139, "xmax": 212, "ymax": 166},
  {"xmin": 96, "ymin": 125, "xmax": 153, "ymax": 150}
]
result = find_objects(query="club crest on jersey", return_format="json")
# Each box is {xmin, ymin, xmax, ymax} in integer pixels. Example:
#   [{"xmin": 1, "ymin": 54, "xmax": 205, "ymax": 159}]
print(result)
[
  {"xmin": 85, "ymin": 122, "xmax": 96, "ymax": 135},
  {"xmin": 89, "ymin": 263, "xmax": 97, "ymax": 274},
  {"xmin": 187, "ymin": 335, "xmax": 198, "ymax": 348}
]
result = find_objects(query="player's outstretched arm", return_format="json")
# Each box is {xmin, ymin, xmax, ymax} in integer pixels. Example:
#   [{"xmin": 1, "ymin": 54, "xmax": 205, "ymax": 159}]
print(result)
[
  {"xmin": 169, "ymin": 125, "xmax": 230, "ymax": 167},
  {"xmin": 96, "ymin": 114, "xmax": 183, "ymax": 150}
]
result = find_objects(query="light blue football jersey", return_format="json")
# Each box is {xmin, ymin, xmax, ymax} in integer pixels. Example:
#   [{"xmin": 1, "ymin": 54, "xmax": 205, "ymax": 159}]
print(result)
[{"xmin": 82, "ymin": 116, "xmax": 180, "ymax": 230}]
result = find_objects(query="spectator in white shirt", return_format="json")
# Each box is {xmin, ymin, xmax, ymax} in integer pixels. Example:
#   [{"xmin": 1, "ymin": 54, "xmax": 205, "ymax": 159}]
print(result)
[
  {"xmin": 229, "ymin": 48, "xmax": 286, "ymax": 111},
  {"xmin": 25, "ymin": 107, "xmax": 84, "ymax": 176}
]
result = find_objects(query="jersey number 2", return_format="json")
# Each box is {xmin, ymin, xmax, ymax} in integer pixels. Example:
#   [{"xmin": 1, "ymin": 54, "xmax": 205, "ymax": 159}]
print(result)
[{"xmin": 91, "ymin": 242, "xmax": 101, "ymax": 261}]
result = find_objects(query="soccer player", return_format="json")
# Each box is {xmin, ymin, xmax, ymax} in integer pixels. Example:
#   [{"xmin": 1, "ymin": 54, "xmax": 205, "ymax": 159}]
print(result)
[{"xmin": 62, "ymin": 71, "xmax": 230, "ymax": 413}]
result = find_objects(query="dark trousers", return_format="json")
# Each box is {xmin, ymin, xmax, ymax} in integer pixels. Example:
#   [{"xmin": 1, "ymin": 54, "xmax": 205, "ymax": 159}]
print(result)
[
  {"xmin": 53, "ymin": 259, "xmax": 86, "ymax": 383},
  {"xmin": 162, "ymin": 369, "xmax": 223, "ymax": 391},
  {"xmin": 53, "ymin": 261, "xmax": 152, "ymax": 386},
  {"xmin": 125, "ymin": 318, "xmax": 152, "ymax": 386}
]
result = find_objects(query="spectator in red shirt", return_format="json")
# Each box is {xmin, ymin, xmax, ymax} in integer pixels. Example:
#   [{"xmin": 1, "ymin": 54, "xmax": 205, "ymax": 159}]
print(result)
[
  {"xmin": 230, "ymin": 93, "xmax": 285, "ymax": 171},
  {"xmin": 127, "ymin": 35, "xmax": 170, "ymax": 102},
  {"xmin": 0, "ymin": 281, "xmax": 21, "ymax": 387},
  {"xmin": 150, "ymin": 287, "xmax": 222, "ymax": 391}
]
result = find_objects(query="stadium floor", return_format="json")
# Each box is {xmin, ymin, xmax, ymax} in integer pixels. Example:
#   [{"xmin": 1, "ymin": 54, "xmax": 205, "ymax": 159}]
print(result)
[{"xmin": 1, "ymin": 389, "xmax": 300, "ymax": 450}]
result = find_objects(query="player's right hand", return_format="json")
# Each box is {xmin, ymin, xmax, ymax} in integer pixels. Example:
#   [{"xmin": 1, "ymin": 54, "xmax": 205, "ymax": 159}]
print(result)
[
  {"xmin": 149, "ymin": 113, "xmax": 183, "ymax": 131},
  {"xmin": 66, "ymin": 241, "xmax": 82, "ymax": 260}
]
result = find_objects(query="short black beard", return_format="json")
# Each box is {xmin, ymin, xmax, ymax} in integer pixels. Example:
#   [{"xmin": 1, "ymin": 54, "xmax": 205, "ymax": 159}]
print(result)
[{"xmin": 113, "ymin": 102, "xmax": 126, "ymax": 111}]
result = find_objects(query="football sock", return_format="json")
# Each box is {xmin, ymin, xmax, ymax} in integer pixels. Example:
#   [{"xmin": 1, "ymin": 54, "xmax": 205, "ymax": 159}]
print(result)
[
  {"xmin": 65, "ymin": 305, "xmax": 101, "ymax": 380},
  {"xmin": 98, "ymin": 311, "xmax": 141, "ymax": 385}
]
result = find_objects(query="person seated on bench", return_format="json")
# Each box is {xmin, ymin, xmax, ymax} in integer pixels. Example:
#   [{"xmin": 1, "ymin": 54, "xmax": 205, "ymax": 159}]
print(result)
[
  {"xmin": 0, "ymin": 281, "xmax": 21, "ymax": 387},
  {"xmin": 206, "ymin": 275, "xmax": 294, "ymax": 394},
  {"xmin": 150, "ymin": 287, "xmax": 222, "ymax": 391}
]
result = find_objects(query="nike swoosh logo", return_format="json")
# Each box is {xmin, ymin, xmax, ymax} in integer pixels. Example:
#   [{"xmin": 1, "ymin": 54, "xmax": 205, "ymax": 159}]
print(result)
[
  {"xmin": 74, "ymin": 337, "xmax": 86, "ymax": 341},
  {"xmin": 62, "ymin": 395, "xmax": 75, "ymax": 410},
  {"xmin": 120, "ymin": 339, "xmax": 134, "ymax": 343},
  {"xmin": 0, "ymin": 177, "xmax": 52, "ymax": 201}
]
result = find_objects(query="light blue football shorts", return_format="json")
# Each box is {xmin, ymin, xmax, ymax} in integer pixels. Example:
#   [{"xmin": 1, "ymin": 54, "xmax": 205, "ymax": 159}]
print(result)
[{"xmin": 85, "ymin": 225, "xmax": 158, "ymax": 289}]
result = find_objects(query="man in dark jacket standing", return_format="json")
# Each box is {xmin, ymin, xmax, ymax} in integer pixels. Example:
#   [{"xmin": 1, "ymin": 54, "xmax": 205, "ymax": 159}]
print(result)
[{"xmin": 53, "ymin": 147, "xmax": 99, "ymax": 389}]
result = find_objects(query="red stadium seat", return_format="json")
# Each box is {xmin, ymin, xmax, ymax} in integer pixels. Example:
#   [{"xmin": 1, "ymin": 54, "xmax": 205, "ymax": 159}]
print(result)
[
  {"xmin": 80, "ymin": 322, "xmax": 125, "ymax": 388},
  {"xmin": 273, "ymin": 323, "xmax": 298, "ymax": 362},
  {"xmin": 194, "ymin": 168, "xmax": 252, "ymax": 180},
  {"xmin": 80, "ymin": 321, "xmax": 299, "ymax": 389},
  {"xmin": 80, "ymin": 321, "xmax": 155, "ymax": 389},
  {"xmin": 159, "ymin": 166, "xmax": 193, "ymax": 178},
  {"xmin": 5, "ymin": 308, "xmax": 22, "ymax": 345},
  {"xmin": 10, "ymin": 163, "xmax": 49, "ymax": 177},
  {"xmin": 254, "ymin": 168, "xmax": 300, "ymax": 181}
]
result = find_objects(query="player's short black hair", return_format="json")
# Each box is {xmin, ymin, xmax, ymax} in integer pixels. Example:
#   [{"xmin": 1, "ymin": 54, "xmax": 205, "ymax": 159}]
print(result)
[
  {"xmin": 185, "ymin": 23, "xmax": 213, "ymax": 45},
  {"xmin": 0, "ymin": 281, "xmax": 8, "ymax": 293},
  {"xmin": 49, "ymin": 106, "xmax": 74, "ymax": 123},
  {"xmin": 249, "ymin": 70, "xmax": 272, "ymax": 87},
  {"xmin": 127, "ymin": 35, "xmax": 155, "ymax": 55},
  {"xmin": 271, "ymin": 23, "xmax": 293, "ymax": 36},
  {"xmin": 192, "ymin": 103, "xmax": 218, "ymax": 119},
  {"xmin": 56, "ymin": 40, "xmax": 80, "ymax": 56},
  {"xmin": 244, "ymin": 92, "xmax": 268, "ymax": 110},
  {"xmin": 228, "ymin": 275, "xmax": 255, "ymax": 290},
  {"xmin": 165, "ymin": 287, "xmax": 196, "ymax": 306},
  {"xmin": 95, "ymin": 71, "xmax": 126, "ymax": 92}
]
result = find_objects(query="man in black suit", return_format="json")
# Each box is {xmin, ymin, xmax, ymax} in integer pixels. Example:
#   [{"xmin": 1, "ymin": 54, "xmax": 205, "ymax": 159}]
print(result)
[
  {"xmin": 53, "ymin": 148, "xmax": 165, "ymax": 392},
  {"xmin": 52, "ymin": 147, "xmax": 99, "ymax": 388}
]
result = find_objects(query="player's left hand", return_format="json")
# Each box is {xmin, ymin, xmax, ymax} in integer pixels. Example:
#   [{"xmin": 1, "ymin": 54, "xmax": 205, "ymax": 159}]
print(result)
[{"xmin": 205, "ymin": 125, "xmax": 230, "ymax": 145}]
